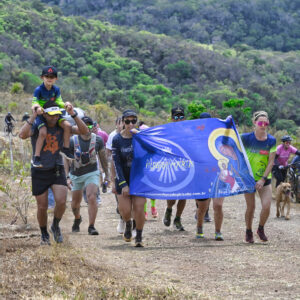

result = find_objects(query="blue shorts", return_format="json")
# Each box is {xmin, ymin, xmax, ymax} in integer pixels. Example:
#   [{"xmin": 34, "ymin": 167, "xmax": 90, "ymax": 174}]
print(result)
[
  {"xmin": 33, "ymin": 115, "xmax": 65, "ymax": 130},
  {"xmin": 69, "ymin": 170, "xmax": 100, "ymax": 191}
]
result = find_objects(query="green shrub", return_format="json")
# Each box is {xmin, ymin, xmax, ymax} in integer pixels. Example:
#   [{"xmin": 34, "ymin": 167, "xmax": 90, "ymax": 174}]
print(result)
[
  {"xmin": 11, "ymin": 82, "xmax": 23, "ymax": 94},
  {"xmin": 8, "ymin": 102, "xmax": 18, "ymax": 112},
  {"xmin": 18, "ymin": 72, "xmax": 41, "ymax": 92},
  {"xmin": 275, "ymin": 119, "xmax": 298, "ymax": 135}
]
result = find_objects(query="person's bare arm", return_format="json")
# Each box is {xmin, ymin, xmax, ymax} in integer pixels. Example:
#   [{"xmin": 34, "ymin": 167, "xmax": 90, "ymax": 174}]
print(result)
[
  {"xmin": 98, "ymin": 149, "xmax": 109, "ymax": 183},
  {"xmin": 18, "ymin": 110, "xmax": 37, "ymax": 139},
  {"xmin": 65, "ymin": 103, "xmax": 88, "ymax": 135}
]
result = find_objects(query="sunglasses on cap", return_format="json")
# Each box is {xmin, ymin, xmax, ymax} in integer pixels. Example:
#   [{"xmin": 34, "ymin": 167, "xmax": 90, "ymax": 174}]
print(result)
[
  {"xmin": 124, "ymin": 119, "xmax": 137, "ymax": 125},
  {"xmin": 256, "ymin": 121, "xmax": 269, "ymax": 127},
  {"xmin": 173, "ymin": 115, "xmax": 185, "ymax": 120}
]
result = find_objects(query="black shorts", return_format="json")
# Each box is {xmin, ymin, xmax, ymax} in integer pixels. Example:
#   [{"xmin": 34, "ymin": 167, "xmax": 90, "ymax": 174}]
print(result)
[
  {"xmin": 115, "ymin": 177, "xmax": 129, "ymax": 195},
  {"xmin": 31, "ymin": 165, "xmax": 67, "ymax": 196}
]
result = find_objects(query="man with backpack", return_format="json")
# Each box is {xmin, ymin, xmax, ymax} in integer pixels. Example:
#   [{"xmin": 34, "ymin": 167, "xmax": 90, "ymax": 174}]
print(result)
[{"xmin": 64, "ymin": 116, "xmax": 109, "ymax": 235}]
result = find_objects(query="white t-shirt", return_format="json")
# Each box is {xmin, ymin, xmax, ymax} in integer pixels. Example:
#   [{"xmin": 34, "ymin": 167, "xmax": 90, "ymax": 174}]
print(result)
[{"xmin": 106, "ymin": 129, "xmax": 118, "ymax": 150}]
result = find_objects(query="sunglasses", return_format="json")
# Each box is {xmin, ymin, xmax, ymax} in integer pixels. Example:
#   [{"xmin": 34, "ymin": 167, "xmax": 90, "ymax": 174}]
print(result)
[
  {"xmin": 173, "ymin": 115, "xmax": 185, "ymax": 120},
  {"xmin": 124, "ymin": 119, "xmax": 137, "ymax": 125},
  {"xmin": 256, "ymin": 121, "xmax": 269, "ymax": 127}
]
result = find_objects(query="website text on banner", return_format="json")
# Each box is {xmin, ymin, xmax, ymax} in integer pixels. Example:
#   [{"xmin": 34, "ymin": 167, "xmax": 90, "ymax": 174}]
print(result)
[{"xmin": 130, "ymin": 116, "xmax": 255, "ymax": 200}]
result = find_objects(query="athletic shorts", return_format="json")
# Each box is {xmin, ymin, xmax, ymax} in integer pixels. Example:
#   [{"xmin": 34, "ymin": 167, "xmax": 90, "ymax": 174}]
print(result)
[
  {"xmin": 69, "ymin": 170, "xmax": 100, "ymax": 191},
  {"xmin": 33, "ymin": 115, "xmax": 65, "ymax": 130},
  {"xmin": 31, "ymin": 165, "xmax": 67, "ymax": 196},
  {"xmin": 115, "ymin": 177, "xmax": 130, "ymax": 195}
]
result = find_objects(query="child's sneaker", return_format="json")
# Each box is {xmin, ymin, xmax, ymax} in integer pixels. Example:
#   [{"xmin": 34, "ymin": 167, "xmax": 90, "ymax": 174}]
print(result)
[
  {"xmin": 60, "ymin": 147, "xmax": 75, "ymax": 160},
  {"xmin": 144, "ymin": 211, "xmax": 148, "ymax": 221},
  {"xmin": 151, "ymin": 207, "xmax": 158, "ymax": 218},
  {"xmin": 32, "ymin": 156, "xmax": 43, "ymax": 168}
]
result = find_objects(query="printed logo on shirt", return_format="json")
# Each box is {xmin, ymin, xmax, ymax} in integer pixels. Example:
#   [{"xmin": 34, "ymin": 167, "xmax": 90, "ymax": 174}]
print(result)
[
  {"xmin": 43, "ymin": 133, "xmax": 59, "ymax": 154},
  {"xmin": 259, "ymin": 150, "xmax": 269, "ymax": 155}
]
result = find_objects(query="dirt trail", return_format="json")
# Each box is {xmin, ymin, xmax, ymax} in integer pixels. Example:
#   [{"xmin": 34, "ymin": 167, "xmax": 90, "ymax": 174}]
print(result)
[
  {"xmin": 1, "ymin": 188, "xmax": 300, "ymax": 299},
  {"xmin": 59, "ymin": 191, "xmax": 300, "ymax": 299}
]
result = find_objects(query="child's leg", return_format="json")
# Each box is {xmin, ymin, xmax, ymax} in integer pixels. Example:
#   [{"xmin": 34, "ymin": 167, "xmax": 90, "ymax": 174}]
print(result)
[
  {"xmin": 150, "ymin": 199, "xmax": 156, "ymax": 208},
  {"xmin": 59, "ymin": 120, "xmax": 72, "ymax": 148},
  {"xmin": 144, "ymin": 201, "xmax": 147, "ymax": 213},
  {"xmin": 35, "ymin": 126, "xmax": 47, "ymax": 157}
]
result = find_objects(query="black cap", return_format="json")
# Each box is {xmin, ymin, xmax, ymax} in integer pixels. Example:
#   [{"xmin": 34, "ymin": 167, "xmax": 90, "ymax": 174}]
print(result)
[
  {"xmin": 171, "ymin": 105, "xmax": 184, "ymax": 116},
  {"xmin": 199, "ymin": 112, "xmax": 212, "ymax": 119},
  {"xmin": 122, "ymin": 109, "xmax": 137, "ymax": 118},
  {"xmin": 81, "ymin": 116, "xmax": 94, "ymax": 125},
  {"xmin": 41, "ymin": 66, "xmax": 58, "ymax": 77}
]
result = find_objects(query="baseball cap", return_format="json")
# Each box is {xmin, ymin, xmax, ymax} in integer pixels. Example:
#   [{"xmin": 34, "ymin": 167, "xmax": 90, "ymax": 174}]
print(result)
[
  {"xmin": 81, "ymin": 116, "xmax": 94, "ymax": 125},
  {"xmin": 199, "ymin": 112, "xmax": 212, "ymax": 119},
  {"xmin": 41, "ymin": 66, "xmax": 58, "ymax": 77},
  {"xmin": 171, "ymin": 105, "xmax": 184, "ymax": 116},
  {"xmin": 43, "ymin": 101, "xmax": 62, "ymax": 115},
  {"xmin": 122, "ymin": 109, "xmax": 137, "ymax": 118}
]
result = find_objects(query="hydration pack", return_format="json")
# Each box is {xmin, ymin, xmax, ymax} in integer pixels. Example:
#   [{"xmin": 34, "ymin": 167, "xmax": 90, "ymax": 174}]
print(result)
[{"xmin": 73, "ymin": 133, "xmax": 97, "ymax": 169}]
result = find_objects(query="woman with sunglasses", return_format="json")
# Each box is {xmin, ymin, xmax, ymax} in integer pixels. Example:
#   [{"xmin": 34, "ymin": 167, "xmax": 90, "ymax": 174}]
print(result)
[
  {"xmin": 112, "ymin": 109, "xmax": 146, "ymax": 247},
  {"xmin": 272, "ymin": 135, "xmax": 300, "ymax": 187},
  {"xmin": 241, "ymin": 111, "xmax": 276, "ymax": 243}
]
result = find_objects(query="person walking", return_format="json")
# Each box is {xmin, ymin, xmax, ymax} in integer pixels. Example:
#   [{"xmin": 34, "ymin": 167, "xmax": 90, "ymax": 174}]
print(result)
[
  {"xmin": 18, "ymin": 101, "xmax": 88, "ymax": 245},
  {"xmin": 65, "ymin": 116, "xmax": 109, "ymax": 235},
  {"xmin": 241, "ymin": 111, "xmax": 276, "ymax": 243}
]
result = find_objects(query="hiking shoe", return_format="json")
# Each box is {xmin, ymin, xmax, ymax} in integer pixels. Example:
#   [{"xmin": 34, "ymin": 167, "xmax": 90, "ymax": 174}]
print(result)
[
  {"xmin": 163, "ymin": 208, "xmax": 172, "ymax": 227},
  {"xmin": 60, "ymin": 147, "xmax": 74, "ymax": 160},
  {"xmin": 123, "ymin": 221, "xmax": 132, "ymax": 242},
  {"xmin": 151, "ymin": 207, "xmax": 158, "ymax": 218},
  {"xmin": 40, "ymin": 232, "xmax": 51, "ymax": 245},
  {"xmin": 32, "ymin": 156, "xmax": 43, "ymax": 168},
  {"xmin": 72, "ymin": 216, "xmax": 82, "ymax": 232},
  {"xmin": 135, "ymin": 236, "xmax": 144, "ymax": 248},
  {"xmin": 215, "ymin": 232, "xmax": 224, "ymax": 241},
  {"xmin": 257, "ymin": 227, "xmax": 268, "ymax": 242},
  {"xmin": 145, "ymin": 211, "xmax": 148, "ymax": 221},
  {"xmin": 117, "ymin": 218, "xmax": 125, "ymax": 234},
  {"xmin": 196, "ymin": 227, "xmax": 204, "ymax": 239},
  {"xmin": 245, "ymin": 230, "xmax": 254, "ymax": 244},
  {"xmin": 88, "ymin": 225, "xmax": 99, "ymax": 235},
  {"xmin": 173, "ymin": 217, "xmax": 185, "ymax": 231},
  {"xmin": 50, "ymin": 225, "xmax": 63, "ymax": 243}
]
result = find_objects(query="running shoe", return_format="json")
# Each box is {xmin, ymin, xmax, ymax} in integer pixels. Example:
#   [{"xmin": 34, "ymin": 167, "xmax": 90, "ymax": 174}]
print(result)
[
  {"xmin": 245, "ymin": 230, "xmax": 254, "ymax": 244},
  {"xmin": 60, "ymin": 147, "xmax": 75, "ymax": 160},
  {"xmin": 50, "ymin": 224, "xmax": 63, "ymax": 243},
  {"xmin": 117, "ymin": 218, "xmax": 125, "ymax": 234},
  {"xmin": 196, "ymin": 227, "xmax": 204, "ymax": 239},
  {"xmin": 32, "ymin": 156, "xmax": 43, "ymax": 168},
  {"xmin": 135, "ymin": 235, "xmax": 144, "ymax": 247},
  {"xmin": 173, "ymin": 216, "xmax": 185, "ymax": 231},
  {"xmin": 88, "ymin": 225, "xmax": 99, "ymax": 235},
  {"xmin": 40, "ymin": 232, "xmax": 51, "ymax": 245},
  {"xmin": 215, "ymin": 232, "xmax": 224, "ymax": 241},
  {"xmin": 151, "ymin": 207, "xmax": 158, "ymax": 218},
  {"xmin": 145, "ymin": 211, "xmax": 148, "ymax": 221},
  {"xmin": 123, "ymin": 220, "xmax": 132, "ymax": 242},
  {"xmin": 72, "ymin": 216, "xmax": 82, "ymax": 232},
  {"xmin": 257, "ymin": 227, "xmax": 268, "ymax": 242},
  {"xmin": 163, "ymin": 208, "xmax": 172, "ymax": 227}
]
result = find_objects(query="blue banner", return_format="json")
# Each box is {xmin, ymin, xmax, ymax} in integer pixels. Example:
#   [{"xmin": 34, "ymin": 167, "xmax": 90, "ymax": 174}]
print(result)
[{"xmin": 130, "ymin": 117, "xmax": 256, "ymax": 199}]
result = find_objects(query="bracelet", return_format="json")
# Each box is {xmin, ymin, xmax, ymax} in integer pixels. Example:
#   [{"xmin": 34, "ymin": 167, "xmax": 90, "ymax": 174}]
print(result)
[
  {"xmin": 71, "ymin": 110, "xmax": 78, "ymax": 118},
  {"xmin": 262, "ymin": 176, "xmax": 268, "ymax": 181},
  {"xmin": 26, "ymin": 120, "xmax": 33, "ymax": 126}
]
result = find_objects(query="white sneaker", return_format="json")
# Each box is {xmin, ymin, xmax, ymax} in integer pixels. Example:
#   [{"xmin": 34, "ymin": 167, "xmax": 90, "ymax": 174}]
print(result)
[{"xmin": 117, "ymin": 219, "xmax": 125, "ymax": 234}]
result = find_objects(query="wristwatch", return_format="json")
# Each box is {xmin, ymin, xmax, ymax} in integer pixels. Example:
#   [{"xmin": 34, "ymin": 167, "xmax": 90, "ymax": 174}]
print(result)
[
  {"xmin": 71, "ymin": 110, "xmax": 78, "ymax": 118},
  {"xmin": 262, "ymin": 176, "xmax": 268, "ymax": 181}
]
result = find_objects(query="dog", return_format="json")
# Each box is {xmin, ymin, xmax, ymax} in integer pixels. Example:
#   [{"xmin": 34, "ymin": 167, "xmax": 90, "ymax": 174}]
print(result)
[{"xmin": 276, "ymin": 182, "xmax": 291, "ymax": 220}]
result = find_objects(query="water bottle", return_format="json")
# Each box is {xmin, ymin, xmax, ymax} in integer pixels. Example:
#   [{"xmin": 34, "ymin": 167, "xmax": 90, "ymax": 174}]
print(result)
[{"xmin": 102, "ymin": 180, "xmax": 108, "ymax": 193}]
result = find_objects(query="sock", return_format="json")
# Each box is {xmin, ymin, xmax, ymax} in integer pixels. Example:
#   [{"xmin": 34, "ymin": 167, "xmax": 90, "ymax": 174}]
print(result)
[
  {"xmin": 89, "ymin": 224, "xmax": 94, "ymax": 228},
  {"xmin": 166, "ymin": 207, "xmax": 172, "ymax": 213},
  {"xmin": 40, "ymin": 226, "xmax": 48, "ymax": 235},
  {"xmin": 258, "ymin": 225, "xmax": 264, "ymax": 230},
  {"xmin": 150, "ymin": 199, "xmax": 156, "ymax": 207},
  {"xmin": 144, "ymin": 202, "xmax": 147, "ymax": 212},
  {"xmin": 125, "ymin": 220, "xmax": 132, "ymax": 230},
  {"xmin": 246, "ymin": 229, "xmax": 252, "ymax": 233},
  {"xmin": 197, "ymin": 226, "xmax": 203, "ymax": 234},
  {"xmin": 136, "ymin": 229, "xmax": 143, "ymax": 239},
  {"xmin": 174, "ymin": 216, "xmax": 180, "ymax": 221},
  {"xmin": 52, "ymin": 217, "xmax": 61, "ymax": 228}
]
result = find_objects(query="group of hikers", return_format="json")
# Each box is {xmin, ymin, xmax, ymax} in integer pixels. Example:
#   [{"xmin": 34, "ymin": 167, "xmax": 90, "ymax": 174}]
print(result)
[{"xmin": 7, "ymin": 65, "xmax": 298, "ymax": 247}]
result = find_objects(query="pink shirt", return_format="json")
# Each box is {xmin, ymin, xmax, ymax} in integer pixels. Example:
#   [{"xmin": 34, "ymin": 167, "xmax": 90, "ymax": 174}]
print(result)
[
  {"xmin": 96, "ymin": 129, "xmax": 108, "ymax": 146},
  {"xmin": 276, "ymin": 144, "xmax": 297, "ymax": 166}
]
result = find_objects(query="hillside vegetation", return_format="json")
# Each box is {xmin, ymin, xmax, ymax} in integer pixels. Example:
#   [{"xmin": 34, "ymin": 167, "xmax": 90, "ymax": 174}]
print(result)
[
  {"xmin": 43, "ymin": 0, "xmax": 300, "ymax": 52},
  {"xmin": 0, "ymin": 0, "xmax": 299, "ymax": 133}
]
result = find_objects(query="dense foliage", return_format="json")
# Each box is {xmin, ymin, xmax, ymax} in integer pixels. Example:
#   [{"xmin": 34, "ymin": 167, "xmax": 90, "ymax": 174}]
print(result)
[
  {"xmin": 0, "ymin": 0, "xmax": 299, "ymax": 133},
  {"xmin": 42, "ymin": 0, "xmax": 300, "ymax": 52}
]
